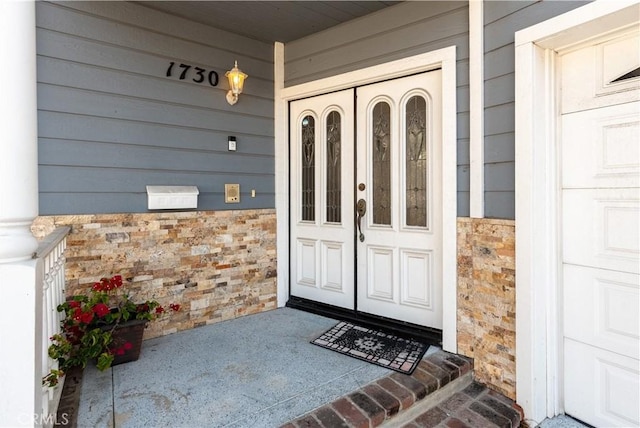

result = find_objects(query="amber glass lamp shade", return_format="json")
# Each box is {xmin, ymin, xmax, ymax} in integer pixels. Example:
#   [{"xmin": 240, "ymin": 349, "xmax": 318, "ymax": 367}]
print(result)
[{"xmin": 225, "ymin": 61, "xmax": 248, "ymax": 105}]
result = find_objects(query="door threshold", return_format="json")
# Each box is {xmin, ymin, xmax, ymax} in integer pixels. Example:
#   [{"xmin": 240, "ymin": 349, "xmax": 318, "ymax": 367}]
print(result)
[{"xmin": 286, "ymin": 296, "xmax": 442, "ymax": 346}]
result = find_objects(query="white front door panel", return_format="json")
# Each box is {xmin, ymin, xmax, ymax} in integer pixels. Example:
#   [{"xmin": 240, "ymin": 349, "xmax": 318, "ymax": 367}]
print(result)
[
  {"xmin": 355, "ymin": 71, "xmax": 443, "ymax": 328},
  {"xmin": 290, "ymin": 90, "xmax": 355, "ymax": 309}
]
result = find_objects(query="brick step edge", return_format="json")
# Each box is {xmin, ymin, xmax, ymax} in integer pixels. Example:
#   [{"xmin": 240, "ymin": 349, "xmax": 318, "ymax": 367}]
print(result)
[
  {"xmin": 394, "ymin": 378, "xmax": 525, "ymax": 428},
  {"xmin": 281, "ymin": 350, "xmax": 473, "ymax": 428}
]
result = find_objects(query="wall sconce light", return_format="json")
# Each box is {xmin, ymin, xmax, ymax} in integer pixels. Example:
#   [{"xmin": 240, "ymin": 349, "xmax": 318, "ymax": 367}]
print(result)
[{"xmin": 225, "ymin": 60, "xmax": 248, "ymax": 105}]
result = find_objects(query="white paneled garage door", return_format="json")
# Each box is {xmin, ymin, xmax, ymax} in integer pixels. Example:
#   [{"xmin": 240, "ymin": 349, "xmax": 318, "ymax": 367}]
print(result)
[{"xmin": 560, "ymin": 29, "xmax": 640, "ymax": 427}]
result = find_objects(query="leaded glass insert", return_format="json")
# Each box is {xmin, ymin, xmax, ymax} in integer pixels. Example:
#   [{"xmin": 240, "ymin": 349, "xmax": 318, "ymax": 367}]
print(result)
[
  {"xmin": 405, "ymin": 95, "xmax": 427, "ymax": 227},
  {"xmin": 372, "ymin": 101, "xmax": 391, "ymax": 225},
  {"xmin": 326, "ymin": 111, "xmax": 341, "ymax": 223},
  {"xmin": 301, "ymin": 115, "xmax": 315, "ymax": 221}
]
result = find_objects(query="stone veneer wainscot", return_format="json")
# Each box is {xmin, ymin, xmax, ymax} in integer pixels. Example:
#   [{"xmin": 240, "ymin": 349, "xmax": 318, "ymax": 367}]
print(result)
[
  {"xmin": 32, "ymin": 209, "xmax": 277, "ymax": 340},
  {"xmin": 456, "ymin": 217, "xmax": 516, "ymax": 399}
]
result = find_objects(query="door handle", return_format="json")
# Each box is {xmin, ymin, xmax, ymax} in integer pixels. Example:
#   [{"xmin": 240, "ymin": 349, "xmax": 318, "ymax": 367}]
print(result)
[{"xmin": 356, "ymin": 199, "xmax": 366, "ymax": 242}]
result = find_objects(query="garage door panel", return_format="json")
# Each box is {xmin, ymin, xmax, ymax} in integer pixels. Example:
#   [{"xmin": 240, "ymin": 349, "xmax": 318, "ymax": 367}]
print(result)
[
  {"xmin": 562, "ymin": 31, "xmax": 640, "ymax": 113},
  {"xmin": 561, "ymin": 26, "xmax": 640, "ymax": 427},
  {"xmin": 565, "ymin": 339, "xmax": 640, "ymax": 428},
  {"xmin": 564, "ymin": 264, "xmax": 639, "ymax": 359},
  {"xmin": 562, "ymin": 102, "xmax": 640, "ymax": 189},
  {"xmin": 563, "ymin": 188, "xmax": 640, "ymax": 274}
]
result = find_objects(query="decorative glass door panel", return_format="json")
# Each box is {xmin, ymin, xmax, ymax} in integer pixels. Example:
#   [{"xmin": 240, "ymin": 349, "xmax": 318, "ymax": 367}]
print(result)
[
  {"xmin": 372, "ymin": 101, "xmax": 392, "ymax": 226},
  {"xmin": 289, "ymin": 90, "xmax": 355, "ymax": 309},
  {"xmin": 405, "ymin": 96, "xmax": 428, "ymax": 228},
  {"xmin": 326, "ymin": 111, "xmax": 342, "ymax": 223},
  {"xmin": 301, "ymin": 115, "xmax": 315, "ymax": 222}
]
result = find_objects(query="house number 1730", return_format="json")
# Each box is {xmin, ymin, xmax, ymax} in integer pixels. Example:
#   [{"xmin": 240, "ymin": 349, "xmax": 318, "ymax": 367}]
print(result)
[{"xmin": 166, "ymin": 62, "xmax": 219, "ymax": 86}]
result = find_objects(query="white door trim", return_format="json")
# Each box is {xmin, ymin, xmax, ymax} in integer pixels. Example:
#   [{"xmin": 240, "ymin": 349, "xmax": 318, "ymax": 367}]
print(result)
[
  {"xmin": 275, "ymin": 47, "xmax": 458, "ymax": 352},
  {"xmin": 514, "ymin": 1, "xmax": 640, "ymax": 423}
]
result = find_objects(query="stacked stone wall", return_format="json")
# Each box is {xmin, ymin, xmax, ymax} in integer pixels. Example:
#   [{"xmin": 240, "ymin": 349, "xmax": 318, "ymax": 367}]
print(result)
[
  {"xmin": 32, "ymin": 209, "xmax": 277, "ymax": 340},
  {"xmin": 457, "ymin": 217, "xmax": 516, "ymax": 399}
]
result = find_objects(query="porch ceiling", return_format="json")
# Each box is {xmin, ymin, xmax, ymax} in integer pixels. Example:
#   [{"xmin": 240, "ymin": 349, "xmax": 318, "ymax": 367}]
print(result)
[{"xmin": 137, "ymin": 1, "xmax": 401, "ymax": 43}]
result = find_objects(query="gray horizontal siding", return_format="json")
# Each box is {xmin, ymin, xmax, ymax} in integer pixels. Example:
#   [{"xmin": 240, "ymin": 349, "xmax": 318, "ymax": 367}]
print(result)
[
  {"xmin": 485, "ymin": 44, "xmax": 514, "ymax": 82},
  {"xmin": 38, "ymin": 112, "xmax": 274, "ymax": 157},
  {"xmin": 484, "ymin": 133, "xmax": 514, "ymax": 164},
  {"xmin": 39, "ymin": 140, "xmax": 273, "ymax": 176},
  {"xmin": 38, "ymin": 84, "xmax": 274, "ymax": 136},
  {"xmin": 36, "ymin": 1, "xmax": 274, "ymax": 215},
  {"xmin": 457, "ymin": 192, "xmax": 470, "ymax": 219},
  {"xmin": 458, "ymin": 139, "xmax": 470, "ymax": 165},
  {"xmin": 38, "ymin": 166, "xmax": 272, "ymax": 194},
  {"xmin": 484, "ymin": 191, "xmax": 514, "ymax": 219},
  {"xmin": 483, "ymin": 1, "xmax": 538, "ymax": 24},
  {"xmin": 39, "ymin": 192, "xmax": 273, "ymax": 215},
  {"xmin": 287, "ymin": 11, "xmax": 469, "ymax": 83},
  {"xmin": 483, "ymin": 0, "xmax": 591, "ymax": 219},
  {"xmin": 37, "ymin": 51, "xmax": 274, "ymax": 110},
  {"xmin": 285, "ymin": 1, "xmax": 471, "ymax": 217}
]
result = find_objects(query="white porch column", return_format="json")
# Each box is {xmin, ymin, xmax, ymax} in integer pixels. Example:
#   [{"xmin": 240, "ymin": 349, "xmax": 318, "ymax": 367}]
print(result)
[{"xmin": 0, "ymin": 1, "xmax": 43, "ymax": 426}]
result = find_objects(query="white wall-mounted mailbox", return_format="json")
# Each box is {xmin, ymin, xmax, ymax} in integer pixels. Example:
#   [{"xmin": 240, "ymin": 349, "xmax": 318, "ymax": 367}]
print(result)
[{"xmin": 146, "ymin": 185, "xmax": 199, "ymax": 210}]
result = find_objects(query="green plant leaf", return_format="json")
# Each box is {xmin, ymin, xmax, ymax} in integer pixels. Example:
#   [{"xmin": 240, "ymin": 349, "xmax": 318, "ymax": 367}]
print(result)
[{"xmin": 96, "ymin": 352, "xmax": 114, "ymax": 371}]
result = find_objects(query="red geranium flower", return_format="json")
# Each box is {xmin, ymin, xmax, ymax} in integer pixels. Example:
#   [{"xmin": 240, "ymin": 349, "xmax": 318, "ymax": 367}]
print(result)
[
  {"xmin": 80, "ymin": 311, "xmax": 94, "ymax": 324},
  {"xmin": 155, "ymin": 306, "xmax": 165, "ymax": 314},
  {"xmin": 93, "ymin": 303, "xmax": 110, "ymax": 318},
  {"xmin": 112, "ymin": 275, "xmax": 123, "ymax": 287},
  {"xmin": 66, "ymin": 325, "xmax": 83, "ymax": 344},
  {"xmin": 99, "ymin": 277, "xmax": 119, "ymax": 291},
  {"xmin": 123, "ymin": 342, "xmax": 133, "ymax": 350}
]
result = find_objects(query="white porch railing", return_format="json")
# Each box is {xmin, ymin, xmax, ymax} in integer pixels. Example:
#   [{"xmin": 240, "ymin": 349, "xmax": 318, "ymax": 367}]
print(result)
[{"xmin": 35, "ymin": 226, "xmax": 71, "ymax": 424}]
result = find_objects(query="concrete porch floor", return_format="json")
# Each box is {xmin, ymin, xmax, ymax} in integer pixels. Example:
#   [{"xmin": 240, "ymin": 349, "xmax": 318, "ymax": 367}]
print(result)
[
  {"xmin": 72, "ymin": 308, "xmax": 587, "ymax": 427},
  {"xmin": 77, "ymin": 308, "xmax": 394, "ymax": 427}
]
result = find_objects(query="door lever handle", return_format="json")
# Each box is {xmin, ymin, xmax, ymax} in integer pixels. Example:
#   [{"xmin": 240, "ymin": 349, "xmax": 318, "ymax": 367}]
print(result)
[{"xmin": 356, "ymin": 199, "xmax": 366, "ymax": 242}]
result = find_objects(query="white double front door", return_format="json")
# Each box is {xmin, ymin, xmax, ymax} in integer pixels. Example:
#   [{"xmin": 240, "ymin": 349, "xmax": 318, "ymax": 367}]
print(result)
[{"xmin": 289, "ymin": 71, "xmax": 443, "ymax": 329}]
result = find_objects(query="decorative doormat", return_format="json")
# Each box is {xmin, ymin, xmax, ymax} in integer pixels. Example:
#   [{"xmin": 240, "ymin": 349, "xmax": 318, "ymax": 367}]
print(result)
[{"xmin": 311, "ymin": 321, "xmax": 429, "ymax": 375}]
